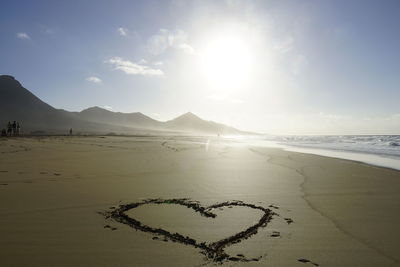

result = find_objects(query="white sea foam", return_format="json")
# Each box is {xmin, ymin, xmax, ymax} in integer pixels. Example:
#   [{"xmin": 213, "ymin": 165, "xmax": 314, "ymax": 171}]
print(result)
[
  {"xmin": 266, "ymin": 135, "xmax": 400, "ymax": 170},
  {"xmin": 227, "ymin": 135, "xmax": 400, "ymax": 171},
  {"xmin": 266, "ymin": 135, "xmax": 400, "ymax": 157}
]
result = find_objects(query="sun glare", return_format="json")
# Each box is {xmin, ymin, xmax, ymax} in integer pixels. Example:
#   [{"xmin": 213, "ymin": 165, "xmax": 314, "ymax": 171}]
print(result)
[{"xmin": 198, "ymin": 34, "xmax": 253, "ymax": 92}]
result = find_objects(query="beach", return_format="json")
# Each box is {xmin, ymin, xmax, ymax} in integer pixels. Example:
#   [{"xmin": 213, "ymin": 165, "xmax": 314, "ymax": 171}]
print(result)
[{"xmin": 0, "ymin": 135, "xmax": 399, "ymax": 266}]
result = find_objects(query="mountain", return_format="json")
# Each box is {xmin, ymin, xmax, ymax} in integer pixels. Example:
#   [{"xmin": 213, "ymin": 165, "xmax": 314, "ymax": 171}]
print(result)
[
  {"xmin": 76, "ymin": 106, "xmax": 160, "ymax": 129},
  {"xmin": 164, "ymin": 112, "xmax": 242, "ymax": 135},
  {"xmin": 0, "ymin": 75, "xmax": 70, "ymax": 132},
  {"xmin": 0, "ymin": 75, "xmax": 249, "ymax": 135},
  {"xmin": 0, "ymin": 75, "xmax": 147, "ymax": 134}
]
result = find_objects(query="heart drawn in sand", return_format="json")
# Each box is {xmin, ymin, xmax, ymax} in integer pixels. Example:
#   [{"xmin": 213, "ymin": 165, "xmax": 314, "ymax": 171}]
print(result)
[{"xmin": 104, "ymin": 198, "xmax": 276, "ymax": 262}]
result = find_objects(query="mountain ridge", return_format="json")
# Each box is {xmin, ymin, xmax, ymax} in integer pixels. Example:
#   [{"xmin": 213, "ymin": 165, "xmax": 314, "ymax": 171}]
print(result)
[{"xmin": 0, "ymin": 75, "xmax": 250, "ymax": 135}]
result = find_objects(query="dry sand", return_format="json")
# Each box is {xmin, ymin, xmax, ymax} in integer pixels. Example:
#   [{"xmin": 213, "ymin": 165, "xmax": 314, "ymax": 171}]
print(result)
[{"xmin": 0, "ymin": 136, "xmax": 399, "ymax": 266}]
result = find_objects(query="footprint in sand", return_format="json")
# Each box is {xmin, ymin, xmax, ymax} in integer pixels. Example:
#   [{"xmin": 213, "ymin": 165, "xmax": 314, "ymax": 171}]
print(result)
[
  {"xmin": 0, "ymin": 170, "xmax": 8, "ymax": 173},
  {"xmin": 271, "ymin": 231, "xmax": 280, "ymax": 237},
  {"xmin": 284, "ymin": 218, "xmax": 294, "ymax": 224},
  {"xmin": 104, "ymin": 225, "xmax": 117, "ymax": 231}
]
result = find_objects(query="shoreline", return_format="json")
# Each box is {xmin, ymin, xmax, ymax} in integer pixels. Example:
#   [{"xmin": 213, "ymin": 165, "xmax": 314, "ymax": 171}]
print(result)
[
  {"xmin": 279, "ymin": 145, "xmax": 400, "ymax": 171},
  {"xmin": 225, "ymin": 137, "xmax": 400, "ymax": 171}
]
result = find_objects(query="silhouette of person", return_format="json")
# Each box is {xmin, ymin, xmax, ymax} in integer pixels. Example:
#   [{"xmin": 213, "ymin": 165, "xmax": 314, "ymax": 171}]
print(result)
[
  {"xmin": 12, "ymin": 121, "xmax": 16, "ymax": 136},
  {"xmin": 16, "ymin": 122, "xmax": 20, "ymax": 136},
  {"xmin": 69, "ymin": 128, "xmax": 73, "ymax": 136},
  {"xmin": 7, "ymin": 121, "xmax": 12, "ymax": 136}
]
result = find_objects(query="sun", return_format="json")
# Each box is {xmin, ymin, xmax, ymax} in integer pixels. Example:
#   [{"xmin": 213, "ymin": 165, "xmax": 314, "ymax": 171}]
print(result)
[{"xmin": 198, "ymin": 34, "xmax": 253, "ymax": 92}]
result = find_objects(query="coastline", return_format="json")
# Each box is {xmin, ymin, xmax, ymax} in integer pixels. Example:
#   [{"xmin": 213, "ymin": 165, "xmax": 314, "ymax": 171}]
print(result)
[
  {"xmin": 227, "ymin": 137, "xmax": 400, "ymax": 171},
  {"xmin": 276, "ymin": 145, "xmax": 400, "ymax": 171}
]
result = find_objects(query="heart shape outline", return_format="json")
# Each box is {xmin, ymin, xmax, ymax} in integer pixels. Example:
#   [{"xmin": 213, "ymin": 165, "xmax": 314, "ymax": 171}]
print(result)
[{"xmin": 104, "ymin": 198, "xmax": 275, "ymax": 262}]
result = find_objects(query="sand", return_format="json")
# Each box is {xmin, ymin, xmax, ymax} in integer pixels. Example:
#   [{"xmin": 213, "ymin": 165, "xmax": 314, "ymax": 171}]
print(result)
[{"xmin": 0, "ymin": 135, "xmax": 399, "ymax": 266}]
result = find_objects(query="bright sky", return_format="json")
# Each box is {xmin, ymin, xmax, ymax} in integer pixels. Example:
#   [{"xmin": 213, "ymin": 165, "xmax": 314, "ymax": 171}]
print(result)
[{"xmin": 1, "ymin": 0, "xmax": 400, "ymax": 134}]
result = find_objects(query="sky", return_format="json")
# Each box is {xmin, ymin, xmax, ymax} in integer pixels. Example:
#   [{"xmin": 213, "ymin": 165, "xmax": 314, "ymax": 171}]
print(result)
[{"xmin": 1, "ymin": 0, "xmax": 400, "ymax": 134}]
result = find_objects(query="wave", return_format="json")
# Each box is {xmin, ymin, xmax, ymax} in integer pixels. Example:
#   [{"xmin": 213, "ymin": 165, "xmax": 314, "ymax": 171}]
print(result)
[{"xmin": 264, "ymin": 135, "xmax": 400, "ymax": 158}]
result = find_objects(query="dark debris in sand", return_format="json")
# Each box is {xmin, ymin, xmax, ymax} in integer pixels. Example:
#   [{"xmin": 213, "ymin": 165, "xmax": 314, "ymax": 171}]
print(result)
[
  {"xmin": 298, "ymin": 258, "xmax": 320, "ymax": 266},
  {"xmin": 104, "ymin": 224, "xmax": 117, "ymax": 231}
]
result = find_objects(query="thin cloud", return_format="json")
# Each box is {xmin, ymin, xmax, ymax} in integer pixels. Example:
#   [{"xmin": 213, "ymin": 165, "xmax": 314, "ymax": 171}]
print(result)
[
  {"xmin": 274, "ymin": 36, "xmax": 294, "ymax": 53},
  {"xmin": 38, "ymin": 24, "xmax": 55, "ymax": 35},
  {"xmin": 117, "ymin": 27, "xmax": 128, "ymax": 36},
  {"xmin": 147, "ymin": 29, "xmax": 194, "ymax": 55},
  {"xmin": 177, "ymin": 43, "xmax": 195, "ymax": 54},
  {"xmin": 44, "ymin": 29, "xmax": 54, "ymax": 34},
  {"xmin": 107, "ymin": 57, "xmax": 164, "ymax": 76},
  {"xmin": 16, "ymin": 32, "xmax": 30, "ymax": 39},
  {"xmin": 86, "ymin": 76, "xmax": 102, "ymax": 84}
]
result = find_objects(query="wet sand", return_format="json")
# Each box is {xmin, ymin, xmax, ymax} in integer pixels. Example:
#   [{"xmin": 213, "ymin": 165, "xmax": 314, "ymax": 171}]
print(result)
[{"xmin": 0, "ymin": 136, "xmax": 399, "ymax": 266}]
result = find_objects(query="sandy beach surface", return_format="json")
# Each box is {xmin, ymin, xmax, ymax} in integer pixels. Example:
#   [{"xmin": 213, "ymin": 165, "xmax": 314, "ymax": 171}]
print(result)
[{"xmin": 0, "ymin": 136, "xmax": 399, "ymax": 266}]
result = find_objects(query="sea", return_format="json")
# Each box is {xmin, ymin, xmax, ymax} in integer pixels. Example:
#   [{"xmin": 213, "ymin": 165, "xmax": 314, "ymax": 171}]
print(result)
[{"xmin": 231, "ymin": 135, "xmax": 400, "ymax": 171}]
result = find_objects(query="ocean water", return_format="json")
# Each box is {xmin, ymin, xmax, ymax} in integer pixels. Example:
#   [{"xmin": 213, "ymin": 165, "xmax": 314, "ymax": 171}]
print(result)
[
  {"xmin": 225, "ymin": 135, "xmax": 400, "ymax": 171},
  {"xmin": 265, "ymin": 135, "xmax": 400, "ymax": 158},
  {"xmin": 262, "ymin": 135, "xmax": 400, "ymax": 171}
]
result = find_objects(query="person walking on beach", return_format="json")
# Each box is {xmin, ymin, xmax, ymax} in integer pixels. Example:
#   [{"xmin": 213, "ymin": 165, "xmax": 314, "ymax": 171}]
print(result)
[
  {"xmin": 7, "ymin": 121, "xmax": 12, "ymax": 136},
  {"xmin": 12, "ymin": 121, "xmax": 16, "ymax": 136},
  {"xmin": 69, "ymin": 128, "xmax": 73, "ymax": 136},
  {"xmin": 16, "ymin": 122, "xmax": 20, "ymax": 136}
]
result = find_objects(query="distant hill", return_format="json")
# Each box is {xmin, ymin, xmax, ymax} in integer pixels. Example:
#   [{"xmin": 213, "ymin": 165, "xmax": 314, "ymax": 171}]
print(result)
[
  {"xmin": 164, "ymin": 112, "xmax": 243, "ymax": 135},
  {"xmin": 0, "ymin": 75, "xmax": 151, "ymax": 134},
  {"xmin": 0, "ymin": 75, "xmax": 250, "ymax": 135},
  {"xmin": 0, "ymin": 75, "xmax": 75, "ymax": 133},
  {"xmin": 76, "ymin": 106, "xmax": 160, "ymax": 129}
]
